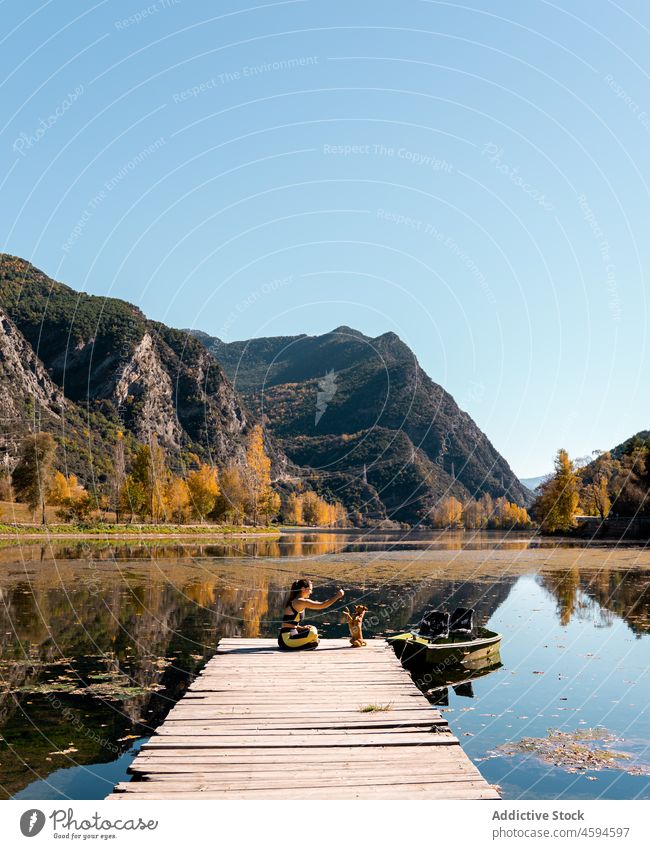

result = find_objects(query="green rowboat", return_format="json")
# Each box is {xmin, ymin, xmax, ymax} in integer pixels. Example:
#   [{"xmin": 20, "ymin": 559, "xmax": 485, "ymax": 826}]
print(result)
[{"xmin": 387, "ymin": 626, "xmax": 502, "ymax": 669}]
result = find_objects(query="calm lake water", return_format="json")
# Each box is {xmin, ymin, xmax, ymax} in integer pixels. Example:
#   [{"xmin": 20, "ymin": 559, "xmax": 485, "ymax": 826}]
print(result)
[{"xmin": 1, "ymin": 530, "xmax": 649, "ymax": 800}]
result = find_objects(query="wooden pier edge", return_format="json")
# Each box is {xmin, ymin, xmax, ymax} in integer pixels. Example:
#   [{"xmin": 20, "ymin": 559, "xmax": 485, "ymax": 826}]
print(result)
[{"xmin": 107, "ymin": 638, "xmax": 500, "ymax": 800}]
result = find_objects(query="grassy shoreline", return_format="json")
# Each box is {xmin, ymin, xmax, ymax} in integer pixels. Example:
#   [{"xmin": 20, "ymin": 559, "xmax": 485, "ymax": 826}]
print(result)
[{"xmin": 0, "ymin": 521, "xmax": 281, "ymax": 539}]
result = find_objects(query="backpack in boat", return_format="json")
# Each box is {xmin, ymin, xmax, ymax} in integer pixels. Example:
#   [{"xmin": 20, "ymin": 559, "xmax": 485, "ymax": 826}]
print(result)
[
  {"xmin": 417, "ymin": 610, "xmax": 450, "ymax": 639},
  {"xmin": 449, "ymin": 607, "xmax": 475, "ymax": 637}
]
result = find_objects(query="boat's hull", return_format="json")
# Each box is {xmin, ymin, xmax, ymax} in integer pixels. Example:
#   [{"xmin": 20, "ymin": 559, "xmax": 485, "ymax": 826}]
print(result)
[{"xmin": 388, "ymin": 627, "xmax": 502, "ymax": 670}]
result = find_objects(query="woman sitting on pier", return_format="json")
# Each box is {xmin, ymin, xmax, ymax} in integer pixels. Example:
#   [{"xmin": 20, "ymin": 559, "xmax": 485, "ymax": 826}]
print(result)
[{"xmin": 278, "ymin": 579, "xmax": 344, "ymax": 651}]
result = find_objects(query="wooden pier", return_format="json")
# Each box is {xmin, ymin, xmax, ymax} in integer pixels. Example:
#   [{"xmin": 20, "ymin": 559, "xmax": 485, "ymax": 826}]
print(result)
[{"xmin": 108, "ymin": 638, "xmax": 499, "ymax": 800}]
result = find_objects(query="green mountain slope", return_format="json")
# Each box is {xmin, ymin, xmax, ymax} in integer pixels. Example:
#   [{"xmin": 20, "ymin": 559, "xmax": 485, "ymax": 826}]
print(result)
[{"xmin": 192, "ymin": 326, "xmax": 530, "ymax": 523}]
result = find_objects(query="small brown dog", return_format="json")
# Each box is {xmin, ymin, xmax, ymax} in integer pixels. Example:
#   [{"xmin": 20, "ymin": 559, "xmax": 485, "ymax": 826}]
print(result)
[{"xmin": 342, "ymin": 605, "xmax": 369, "ymax": 647}]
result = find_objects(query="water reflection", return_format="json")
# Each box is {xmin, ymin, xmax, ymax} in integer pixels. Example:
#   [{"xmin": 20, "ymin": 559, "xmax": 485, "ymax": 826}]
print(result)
[
  {"xmin": 419, "ymin": 662, "xmax": 504, "ymax": 707},
  {"xmin": 0, "ymin": 532, "xmax": 649, "ymax": 800}
]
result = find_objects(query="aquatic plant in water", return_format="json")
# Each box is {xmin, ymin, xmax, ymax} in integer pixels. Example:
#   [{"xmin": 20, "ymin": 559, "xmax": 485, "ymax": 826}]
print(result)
[{"xmin": 493, "ymin": 727, "xmax": 650, "ymax": 776}]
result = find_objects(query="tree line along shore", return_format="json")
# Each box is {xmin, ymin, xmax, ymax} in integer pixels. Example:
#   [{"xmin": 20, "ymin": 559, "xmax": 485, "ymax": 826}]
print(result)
[
  {"xmin": 0, "ymin": 424, "xmax": 347, "ymax": 531},
  {"xmin": 531, "ymin": 436, "xmax": 650, "ymax": 535},
  {"xmin": 2, "ymin": 424, "xmax": 648, "ymax": 537}
]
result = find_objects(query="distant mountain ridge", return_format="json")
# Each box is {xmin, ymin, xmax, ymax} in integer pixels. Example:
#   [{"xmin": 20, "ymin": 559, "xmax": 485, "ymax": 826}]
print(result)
[
  {"xmin": 520, "ymin": 475, "xmax": 549, "ymax": 492},
  {"xmin": 191, "ymin": 326, "xmax": 531, "ymax": 523}
]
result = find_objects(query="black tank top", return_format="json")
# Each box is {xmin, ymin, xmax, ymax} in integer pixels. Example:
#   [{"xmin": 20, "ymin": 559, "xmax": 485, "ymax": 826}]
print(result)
[{"xmin": 280, "ymin": 601, "xmax": 304, "ymax": 631}]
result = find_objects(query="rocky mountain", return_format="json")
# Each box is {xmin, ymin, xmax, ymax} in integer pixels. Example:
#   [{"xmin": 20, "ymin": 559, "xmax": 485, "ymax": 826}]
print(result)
[
  {"xmin": 192, "ymin": 326, "xmax": 531, "ymax": 523},
  {"xmin": 0, "ymin": 254, "xmax": 530, "ymax": 526},
  {"xmin": 0, "ymin": 254, "xmax": 266, "ymax": 483}
]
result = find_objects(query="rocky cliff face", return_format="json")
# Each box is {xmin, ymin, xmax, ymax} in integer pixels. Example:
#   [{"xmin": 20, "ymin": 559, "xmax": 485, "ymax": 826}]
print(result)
[
  {"xmin": 0, "ymin": 254, "xmax": 267, "ymax": 480},
  {"xmin": 0, "ymin": 307, "xmax": 65, "ymax": 468}
]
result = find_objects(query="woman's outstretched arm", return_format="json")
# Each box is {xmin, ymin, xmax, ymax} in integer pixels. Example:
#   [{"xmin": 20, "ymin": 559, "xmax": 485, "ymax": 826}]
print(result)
[{"xmin": 300, "ymin": 589, "xmax": 344, "ymax": 610}]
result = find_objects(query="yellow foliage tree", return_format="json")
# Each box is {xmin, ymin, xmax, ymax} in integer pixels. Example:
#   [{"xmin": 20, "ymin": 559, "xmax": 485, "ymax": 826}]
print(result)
[
  {"xmin": 166, "ymin": 476, "xmax": 191, "ymax": 523},
  {"xmin": 213, "ymin": 463, "xmax": 247, "ymax": 524},
  {"xmin": 284, "ymin": 492, "xmax": 304, "ymax": 525},
  {"xmin": 244, "ymin": 425, "xmax": 272, "ymax": 526},
  {"xmin": 431, "ymin": 496, "xmax": 463, "ymax": 528},
  {"xmin": 48, "ymin": 471, "xmax": 71, "ymax": 505},
  {"xmin": 301, "ymin": 491, "xmax": 321, "ymax": 526},
  {"xmin": 130, "ymin": 438, "xmax": 170, "ymax": 522},
  {"xmin": 49, "ymin": 472, "xmax": 93, "ymax": 522},
  {"xmin": 534, "ymin": 449, "xmax": 581, "ymax": 533},
  {"xmin": 261, "ymin": 489, "xmax": 281, "ymax": 524},
  {"xmin": 186, "ymin": 464, "xmax": 220, "ymax": 521}
]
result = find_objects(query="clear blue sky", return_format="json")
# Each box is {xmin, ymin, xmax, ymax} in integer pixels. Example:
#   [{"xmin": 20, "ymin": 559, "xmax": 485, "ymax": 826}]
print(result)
[{"xmin": 1, "ymin": 0, "xmax": 649, "ymax": 478}]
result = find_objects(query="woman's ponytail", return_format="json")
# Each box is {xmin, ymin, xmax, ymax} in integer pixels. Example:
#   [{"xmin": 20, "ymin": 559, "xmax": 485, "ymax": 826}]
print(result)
[{"xmin": 284, "ymin": 578, "xmax": 311, "ymax": 607}]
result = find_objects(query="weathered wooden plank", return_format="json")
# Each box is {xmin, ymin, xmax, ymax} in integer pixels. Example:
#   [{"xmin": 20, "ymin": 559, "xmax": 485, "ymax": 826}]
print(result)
[
  {"xmin": 130, "ymin": 761, "xmax": 478, "ymax": 776},
  {"xmin": 111, "ymin": 786, "xmax": 500, "ymax": 800},
  {"xmin": 131, "ymin": 748, "xmax": 471, "ymax": 764},
  {"xmin": 142, "ymin": 730, "xmax": 458, "ymax": 749},
  {"xmin": 159, "ymin": 718, "xmax": 446, "ymax": 730},
  {"xmin": 154, "ymin": 722, "xmax": 447, "ymax": 735},
  {"xmin": 164, "ymin": 707, "xmax": 438, "ymax": 718},
  {"xmin": 116, "ymin": 774, "xmax": 489, "ymax": 791},
  {"xmin": 107, "ymin": 637, "xmax": 498, "ymax": 801}
]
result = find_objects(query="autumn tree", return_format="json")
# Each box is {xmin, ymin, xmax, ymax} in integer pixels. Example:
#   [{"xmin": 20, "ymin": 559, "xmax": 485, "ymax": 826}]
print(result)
[
  {"xmin": 119, "ymin": 475, "xmax": 147, "ymax": 523},
  {"xmin": 186, "ymin": 464, "xmax": 219, "ymax": 521},
  {"xmin": 580, "ymin": 451, "xmax": 613, "ymax": 520},
  {"xmin": 244, "ymin": 425, "xmax": 273, "ymax": 526},
  {"xmin": 533, "ymin": 449, "xmax": 581, "ymax": 533},
  {"xmin": 48, "ymin": 472, "xmax": 93, "ymax": 522},
  {"xmin": 261, "ymin": 489, "xmax": 281, "ymax": 524},
  {"xmin": 12, "ymin": 432, "xmax": 56, "ymax": 523},
  {"xmin": 129, "ymin": 438, "xmax": 169, "ymax": 522},
  {"xmin": 213, "ymin": 463, "xmax": 247, "ymax": 524},
  {"xmin": 48, "ymin": 471, "xmax": 71, "ymax": 506},
  {"xmin": 297, "ymin": 491, "xmax": 346, "ymax": 527},
  {"xmin": 166, "ymin": 476, "xmax": 191, "ymax": 523},
  {"xmin": 430, "ymin": 496, "xmax": 463, "ymax": 528},
  {"xmin": 301, "ymin": 491, "xmax": 322, "ymax": 526},
  {"xmin": 462, "ymin": 499, "xmax": 484, "ymax": 529},
  {"xmin": 478, "ymin": 492, "xmax": 494, "ymax": 525},
  {"xmin": 284, "ymin": 492, "xmax": 304, "ymax": 525}
]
